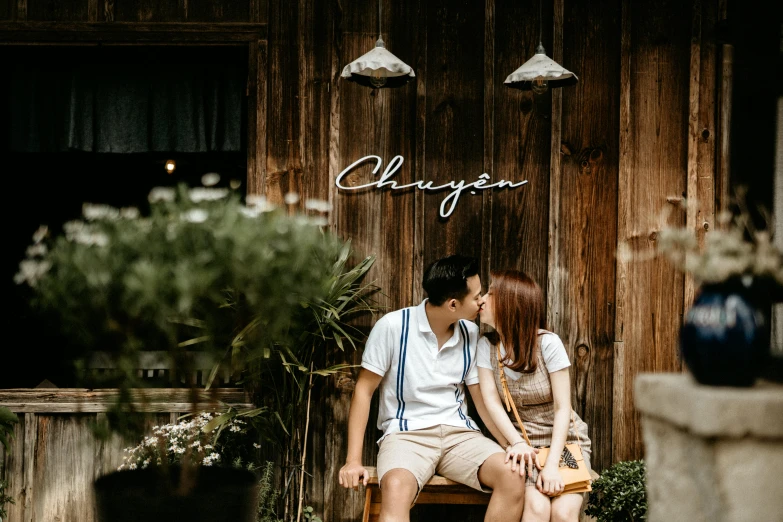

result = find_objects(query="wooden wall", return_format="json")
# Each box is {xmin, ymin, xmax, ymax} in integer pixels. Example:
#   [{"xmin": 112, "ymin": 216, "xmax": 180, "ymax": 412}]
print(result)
[
  {"xmin": 1, "ymin": 0, "xmax": 727, "ymax": 520},
  {"xmin": 0, "ymin": 390, "xmax": 252, "ymax": 522}
]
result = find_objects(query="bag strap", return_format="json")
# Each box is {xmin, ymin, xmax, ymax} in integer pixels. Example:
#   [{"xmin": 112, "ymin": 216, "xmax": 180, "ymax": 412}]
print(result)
[{"xmin": 495, "ymin": 344, "xmax": 582, "ymax": 448}]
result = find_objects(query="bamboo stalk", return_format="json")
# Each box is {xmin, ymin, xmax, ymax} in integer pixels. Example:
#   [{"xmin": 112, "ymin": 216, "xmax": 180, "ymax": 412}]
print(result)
[{"xmin": 296, "ymin": 364, "xmax": 314, "ymax": 522}]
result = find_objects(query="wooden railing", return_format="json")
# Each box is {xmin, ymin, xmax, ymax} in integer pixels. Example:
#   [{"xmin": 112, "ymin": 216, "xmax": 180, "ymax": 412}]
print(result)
[{"xmin": 0, "ymin": 388, "xmax": 253, "ymax": 522}]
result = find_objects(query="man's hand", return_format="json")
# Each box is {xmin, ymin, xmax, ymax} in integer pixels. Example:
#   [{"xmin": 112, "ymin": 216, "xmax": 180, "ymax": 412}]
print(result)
[
  {"xmin": 338, "ymin": 461, "xmax": 369, "ymax": 489},
  {"xmin": 505, "ymin": 442, "xmax": 540, "ymax": 477}
]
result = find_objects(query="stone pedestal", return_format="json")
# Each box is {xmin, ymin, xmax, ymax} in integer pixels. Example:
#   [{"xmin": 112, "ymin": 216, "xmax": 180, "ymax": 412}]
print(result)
[{"xmin": 635, "ymin": 373, "xmax": 783, "ymax": 522}]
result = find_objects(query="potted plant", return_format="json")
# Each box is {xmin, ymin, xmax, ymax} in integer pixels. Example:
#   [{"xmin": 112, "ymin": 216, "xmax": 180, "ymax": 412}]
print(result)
[
  {"xmin": 15, "ymin": 176, "xmax": 358, "ymax": 521},
  {"xmin": 621, "ymin": 189, "xmax": 783, "ymax": 386},
  {"xmin": 585, "ymin": 460, "xmax": 647, "ymax": 522}
]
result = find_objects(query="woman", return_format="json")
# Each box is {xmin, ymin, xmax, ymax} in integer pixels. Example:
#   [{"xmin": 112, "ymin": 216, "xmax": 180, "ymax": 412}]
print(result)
[{"xmin": 477, "ymin": 270, "xmax": 591, "ymax": 522}]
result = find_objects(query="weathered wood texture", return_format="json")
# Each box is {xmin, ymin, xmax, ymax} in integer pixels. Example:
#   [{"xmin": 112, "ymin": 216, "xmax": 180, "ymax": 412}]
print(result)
[
  {"xmin": 549, "ymin": 0, "xmax": 621, "ymax": 473},
  {"xmin": 613, "ymin": 0, "xmax": 693, "ymax": 463},
  {"xmin": 0, "ymin": 0, "xmax": 726, "ymax": 520},
  {"xmin": 0, "ymin": 390, "xmax": 244, "ymax": 522}
]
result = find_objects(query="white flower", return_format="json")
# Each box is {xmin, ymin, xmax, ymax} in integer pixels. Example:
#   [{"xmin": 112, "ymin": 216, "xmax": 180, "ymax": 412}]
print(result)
[
  {"xmin": 129, "ymin": 463, "xmax": 137, "ymax": 470},
  {"xmin": 14, "ymin": 259, "xmax": 52, "ymax": 287},
  {"xmin": 201, "ymin": 173, "xmax": 221, "ymax": 187},
  {"xmin": 253, "ymin": 443, "xmax": 261, "ymax": 449},
  {"xmin": 83, "ymin": 203, "xmax": 120, "ymax": 221},
  {"xmin": 26, "ymin": 244, "xmax": 47, "ymax": 257},
  {"xmin": 32, "ymin": 225, "xmax": 48, "ymax": 244},
  {"xmin": 182, "ymin": 209, "xmax": 209, "ymax": 223},
  {"xmin": 304, "ymin": 199, "xmax": 332, "ymax": 212},
  {"xmin": 189, "ymin": 187, "xmax": 229, "ymax": 202},
  {"xmin": 309, "ymin": 216, "xmax": 329, "ymax": 227},
  {"xmin": 148, "ymin": 187, "xmax": 176, "ymax": 203},
  {"xmin": 246, "ymin": 195, "xmax": 276, "ymax": 212},
  {"xmin": 284, "ymin": 192, "xmax": 300, "ymax": 205},
  {"xmin": 73, "ymin": 232, "xmax": 109, "ymax": 247},
  {"xmin": 239, "ymin": 207, "xmax": 260, "ymax": 218},
  {"xmin": 120, "ymin": 207, "xmax": 140, "ymax": 219}
]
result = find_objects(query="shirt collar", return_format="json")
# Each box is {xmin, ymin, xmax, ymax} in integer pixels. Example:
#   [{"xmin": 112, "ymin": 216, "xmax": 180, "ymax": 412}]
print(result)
[
  {"xmin": 416, "ymin": 300, "xmax": 432, "ymax": 333},
  {"xmin": 416, "ymin": 299, "xmax": 464, "ymax": 349}
]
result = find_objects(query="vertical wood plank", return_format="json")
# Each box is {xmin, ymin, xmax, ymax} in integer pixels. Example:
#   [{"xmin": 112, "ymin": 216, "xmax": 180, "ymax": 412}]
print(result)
[
  {"xmin": 266, "ymin": 0, "xmax": 300, "ymax": 205},
  {"xmin": 22, "ymin": 413, "xmax": 36, "ymax": 522},
  {"xmin": 177, "ymin": 0, "xmax": 188, "ymax": 21},
  {"xmin": 4, "ymin": 414, "xmax": 24, "ymax": 522},
  {"xmin": 684, "ymin": 0, "xmax": 703, "ymax": 310},
  {"xmin": 247, "ymin": 41, "xmax": 260, "ymax": 195},
  {"xmin": 87, "ymin": 0, "xmax": 98, "ymax": 21},
  {"xmin": 412, "ymin": 0, "xmax": 428, "ymax": 305},
  {"xmin": 16, "ymin": 0, "xmax": 26, "ymax": 21},
  {"xmin": 716, "ymin": 0, "xmax": 731, "ymax": 215},
  {"xmin": 103, "ymin": 0, "xmax": 113, "ymax": 22},
  {"xmin": 247, "ymin": 40, "xmax": 268, "ymax": 196},
  {"xmin": 613, "ymin": 0, "xmax": 691, "ymax": 463},
  {"xmin": 553, "ymin": 0, "xmax": 621, "ymax": 474},
  {"xmin": 327, "ymin": 0, "xmax": 421, "ymax": 519},
  {"xmin": 422, "ymin": 0, "xmax": 485, "ymax": 271},
  {"xmin": 687, "ymin": 0, "xmax": 719, "ymax": 309},
  {"xmin": 491, "ymin": 0, "xmax": 552, "ymax": 284},
  {"xmin": 481, "ymin": 0, "xmax": 494, "ymax": 294}
]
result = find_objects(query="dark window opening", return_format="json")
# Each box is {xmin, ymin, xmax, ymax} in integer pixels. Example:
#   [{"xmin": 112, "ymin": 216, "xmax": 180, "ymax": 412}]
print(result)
[{"xmin": 2, "ymin": 45, "xmax": 249, "ymax": 388}]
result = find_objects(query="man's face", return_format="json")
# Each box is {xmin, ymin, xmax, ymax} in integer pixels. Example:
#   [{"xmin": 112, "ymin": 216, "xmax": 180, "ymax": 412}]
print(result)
[
  {"xmin": 456, "ymin": 274, "xmax": 483, "ymax": 321},
  {"xmin": 478, "ymin": 285, "xmax": 494, "ymax": 327}
]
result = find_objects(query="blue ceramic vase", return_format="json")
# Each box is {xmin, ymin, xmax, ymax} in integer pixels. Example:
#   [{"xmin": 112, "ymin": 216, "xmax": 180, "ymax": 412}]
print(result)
[{"xmin": 679, "ymin": 277, "xmax": 770, "ymax": 387}]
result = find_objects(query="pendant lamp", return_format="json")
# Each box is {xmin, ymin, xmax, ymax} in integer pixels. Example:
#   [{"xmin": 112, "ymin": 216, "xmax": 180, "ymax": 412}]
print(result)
[
  {"xmin": 340, "ymin": 0, "xmax": 415, "ymax": 89},
  {"xmin": 504, "ymin": 0, "xmax": 577, "ymax": 93}
]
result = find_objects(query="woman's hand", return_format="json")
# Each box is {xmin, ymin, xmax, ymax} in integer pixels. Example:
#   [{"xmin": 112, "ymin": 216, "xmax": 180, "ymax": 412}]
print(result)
[
  {"xmin": 505, "ymin": 442, "xmax": 539, "ymax": 477},
  {"xmin": 536, "ymin": 463, "xmax": 564, "ymax": 496}
]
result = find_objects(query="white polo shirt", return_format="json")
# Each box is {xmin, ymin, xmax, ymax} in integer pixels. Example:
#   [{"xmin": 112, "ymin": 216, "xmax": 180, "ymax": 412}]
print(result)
[{"xmin": 361, "ymin": 300, "xmax": 481, "ymax": 441}]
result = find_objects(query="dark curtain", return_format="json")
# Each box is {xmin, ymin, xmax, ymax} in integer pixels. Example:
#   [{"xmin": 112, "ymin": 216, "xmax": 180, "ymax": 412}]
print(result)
[{"xmin": 8, "ymin": 49, "xmax": 245, "ymax": 153}]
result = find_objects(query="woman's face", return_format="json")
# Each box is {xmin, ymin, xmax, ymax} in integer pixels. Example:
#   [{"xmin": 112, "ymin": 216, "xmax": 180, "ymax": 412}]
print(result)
[{"xmin": 478, "ymin": 286, "xmax": 495, "ymax": 327}]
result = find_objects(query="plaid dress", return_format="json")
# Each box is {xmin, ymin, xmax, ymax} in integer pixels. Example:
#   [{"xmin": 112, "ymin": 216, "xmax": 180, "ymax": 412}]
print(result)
[{"xmin": 488, "ymin": 339, "xmax": 592, "ymax": 487}]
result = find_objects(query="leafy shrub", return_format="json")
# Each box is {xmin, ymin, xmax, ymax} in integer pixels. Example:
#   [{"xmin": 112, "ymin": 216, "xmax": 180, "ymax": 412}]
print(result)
[
  {"xmin": 585, "ymin": 460, "xmax": 647, "ymax": 522},
  {"xmin": 0, "ymin": 479, "xmax": 14, "ymax": 522}
]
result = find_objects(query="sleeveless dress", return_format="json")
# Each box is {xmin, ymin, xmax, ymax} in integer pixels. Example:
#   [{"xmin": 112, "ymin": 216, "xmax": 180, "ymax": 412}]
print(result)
[{"xmin": 487, "ymin": 339, "xmax": 592, "ymax": 487}]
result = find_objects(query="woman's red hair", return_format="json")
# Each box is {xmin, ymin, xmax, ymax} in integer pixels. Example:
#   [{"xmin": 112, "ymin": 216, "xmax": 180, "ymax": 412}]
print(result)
[{"xmin": 486, "ymin": 270, "xmax": 546, "ymax": 373}]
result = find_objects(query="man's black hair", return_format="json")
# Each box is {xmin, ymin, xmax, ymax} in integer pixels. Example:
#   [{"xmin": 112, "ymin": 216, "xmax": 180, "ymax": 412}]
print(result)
[{"xmin": 422, "ymin": 254, "xmax": 479, "ymax": 306}]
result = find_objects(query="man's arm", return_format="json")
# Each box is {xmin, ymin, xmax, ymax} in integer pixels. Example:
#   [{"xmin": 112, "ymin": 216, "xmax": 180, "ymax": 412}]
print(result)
[
  {"xmin": 338, "ymin": 368, "xmax": 383, "ymax": 489},
  {"xmin": 467, "ymin": 383, "xmax": 509, "ymax": 448}
]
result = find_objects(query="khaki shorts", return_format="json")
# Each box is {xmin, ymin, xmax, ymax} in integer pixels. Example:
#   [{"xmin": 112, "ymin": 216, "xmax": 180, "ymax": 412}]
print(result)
[{"xmin": 376, "ymin": 424, "xmax": 504, "ymax": 498}]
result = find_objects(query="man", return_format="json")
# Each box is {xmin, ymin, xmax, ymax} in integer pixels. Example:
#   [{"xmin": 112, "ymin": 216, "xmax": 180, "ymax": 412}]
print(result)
[{"xmin": 338, "ymin": 255, "xmax": 526, "ymax": 522}]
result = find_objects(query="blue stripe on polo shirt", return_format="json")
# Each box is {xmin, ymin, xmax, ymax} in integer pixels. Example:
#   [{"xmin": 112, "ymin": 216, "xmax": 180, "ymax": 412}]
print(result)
[
  {"xmin": 455, "ymin": 321, "xmax": 476, "ymax": 430},
  {"xmin": 395, "ymin": 308, "xmax": 411, "ymax": 431}
]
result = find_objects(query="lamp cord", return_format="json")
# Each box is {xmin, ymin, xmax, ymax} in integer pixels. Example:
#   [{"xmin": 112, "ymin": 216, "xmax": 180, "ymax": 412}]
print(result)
[
  {"xmin": 378, "ymin": 0, "xmax": 382, "ymax": 39},
  {"xmin": 538, "ymin": 0, "xmax": 543, "ymax": 47}
]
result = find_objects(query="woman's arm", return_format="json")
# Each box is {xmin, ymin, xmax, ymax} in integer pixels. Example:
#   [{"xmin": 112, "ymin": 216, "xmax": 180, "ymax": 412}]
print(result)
[
  {"xmin": 467, "ymin": 383, "xmax": 508, "ymax": 448},
  {"xmin": 477, "ymin": 367, "xmax": 539, "ymax": 476},
  {"xmin": 537, "ymin": 367, "xmax": 571, "ymax": 496}
]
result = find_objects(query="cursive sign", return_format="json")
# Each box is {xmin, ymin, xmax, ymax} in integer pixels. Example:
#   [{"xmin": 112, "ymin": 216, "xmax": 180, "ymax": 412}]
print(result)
[{"xmin": 336, "ymin": 155, "xmax": 528, "ymax": 218}]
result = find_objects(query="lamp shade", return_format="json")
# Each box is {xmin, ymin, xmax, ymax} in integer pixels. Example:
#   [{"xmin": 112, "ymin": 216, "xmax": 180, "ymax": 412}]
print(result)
[
  {"xmin": 341, "ymin": 38, "xmax": 415, "ymax": 88},
  {"xmin": 504, "ymin": 45, "xmax": 578, "ymax": 90}
]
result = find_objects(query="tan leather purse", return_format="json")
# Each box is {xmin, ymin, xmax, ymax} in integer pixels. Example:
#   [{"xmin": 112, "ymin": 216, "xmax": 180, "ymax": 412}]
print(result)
[{"xmin": 496, "ymin": 347, "xmax": 592, "ymax": 495}]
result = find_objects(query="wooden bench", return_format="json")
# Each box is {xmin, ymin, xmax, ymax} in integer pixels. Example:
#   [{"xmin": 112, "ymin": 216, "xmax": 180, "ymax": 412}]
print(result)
[
  {"xmin": 361, "ymin": 466, "xmax": 601, "ymax": 522},
  {"xmin": 362, "ymin": 466, "xmax": 490, "ymax": 522}
]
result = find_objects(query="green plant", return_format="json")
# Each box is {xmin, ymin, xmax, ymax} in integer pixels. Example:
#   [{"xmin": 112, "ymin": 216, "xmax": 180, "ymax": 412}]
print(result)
[
  {"xmin": 16, "ymin": 178, "xmax": 345, "ymax": 438},
  {"xmin": 208, "ymin": 243, "xmax": 380, "ymax": 521},
  {"xmin": 585, "ymin": 460, "xmax": 647, "ymax": 522},
  {"xmin": 301, "ymin": 506, "xmax": 322, "ymax": 522},
  {"xmin": 0, "ymin": 479, "xmax": 14, "ymax": 522},
  {"xmin": 257, "ymin": 461, "xmax": 282, "ymax": 522},
  {"xmin": 0, "ymin": 407, "xmax": 18, "ymax": 453}
]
